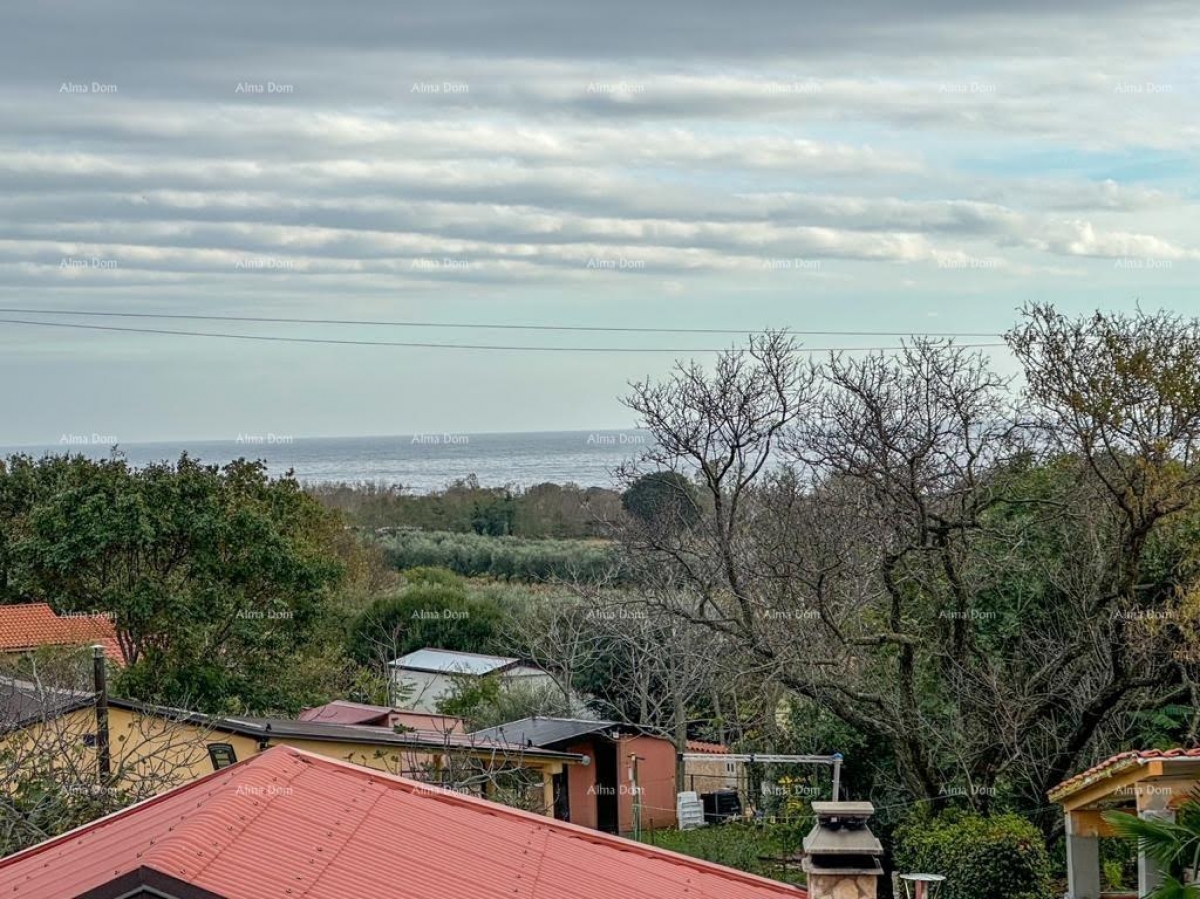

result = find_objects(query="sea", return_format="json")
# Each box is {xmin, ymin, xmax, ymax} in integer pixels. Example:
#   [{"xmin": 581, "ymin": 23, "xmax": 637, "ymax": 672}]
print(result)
[{"xmin": 0, "ymin": 430, "xmax": 652, "ymax": 493}]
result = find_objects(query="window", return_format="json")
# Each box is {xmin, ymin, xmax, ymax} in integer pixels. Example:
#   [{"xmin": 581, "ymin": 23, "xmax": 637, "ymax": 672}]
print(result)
[{"xmin": 208, "ymin": 743, "xmax": 238, "ymax": 770}]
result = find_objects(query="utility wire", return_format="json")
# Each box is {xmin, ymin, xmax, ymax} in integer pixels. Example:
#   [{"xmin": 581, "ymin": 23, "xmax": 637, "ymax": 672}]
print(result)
[
  {"xmin": 0, "ymin": 317, "xmax": 1009, "ymax": 354},
  {"xmin": 0, "ymin": 307, "xmax": 1002, "ymax": 339}
]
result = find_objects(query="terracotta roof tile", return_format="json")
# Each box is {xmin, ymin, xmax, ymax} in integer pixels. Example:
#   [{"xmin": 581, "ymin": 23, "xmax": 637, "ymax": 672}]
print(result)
[
  {"xmin": 0, "ymin": 604, "xmax": 124, "ymax": 665},
  {"xmin": 687, "ymin": 740, "xmax": 731, "ymax": 754},
  {"xmin": 1049, "ymin": 748, "xmax": 1200, "ymax": 802},
  {"xmin": 0, "ymin": 745, "xmax": 807, "ymax": 899}
]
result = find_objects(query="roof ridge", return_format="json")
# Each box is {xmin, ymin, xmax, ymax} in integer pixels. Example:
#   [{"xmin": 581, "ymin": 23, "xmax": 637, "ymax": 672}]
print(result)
[{"xmin": 405, "ymin": 647, "xmax": 518, "ymax": 661}]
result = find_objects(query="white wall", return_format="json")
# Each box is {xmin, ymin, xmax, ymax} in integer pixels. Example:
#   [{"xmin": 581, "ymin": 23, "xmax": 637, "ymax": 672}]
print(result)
[{"xmin": 391, "ymin": 666, "xmax": 560, "ymax": 713}]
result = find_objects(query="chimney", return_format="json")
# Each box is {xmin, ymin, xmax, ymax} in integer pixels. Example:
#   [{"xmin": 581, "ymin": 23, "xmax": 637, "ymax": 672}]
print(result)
[
  {"xmin": 802, "ymin": 801, "xmax": 884, "ymax": 899},
  {"xmin": 92, "ymin": 644, "xmax": 111, "ymax": 785}
]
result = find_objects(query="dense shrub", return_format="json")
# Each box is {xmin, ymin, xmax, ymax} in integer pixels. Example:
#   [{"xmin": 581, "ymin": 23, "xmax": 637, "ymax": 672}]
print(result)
[
  {"xmin": 378, "ymin": 530, "xmax": 620, "ymax": 583},
  {"xmin": 347, "ymin": 581, "xmax": 505, "ymax": 664},
  {"xmin": 893, "ymin": 810, "xmax": 1053, "ymax": 899},
  {"xmin": 622, "ymin": 471, "xmax": 701, "ymax": 530}
]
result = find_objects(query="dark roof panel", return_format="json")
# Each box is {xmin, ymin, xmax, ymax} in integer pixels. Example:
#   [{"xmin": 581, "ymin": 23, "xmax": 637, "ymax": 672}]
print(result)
[{"xmin": 472, "ymin": 717, "xmax": 625, "ymax": 748}]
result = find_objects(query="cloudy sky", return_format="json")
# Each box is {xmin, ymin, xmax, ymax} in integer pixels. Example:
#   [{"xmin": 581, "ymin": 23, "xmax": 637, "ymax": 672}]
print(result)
[{"xmin": 2, "ymin": 1, "xmax": 1197, "ymax": 445}]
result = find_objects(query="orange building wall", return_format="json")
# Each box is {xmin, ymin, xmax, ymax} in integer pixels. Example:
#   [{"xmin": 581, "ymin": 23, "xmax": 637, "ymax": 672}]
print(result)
[
  {"xmin": 556, "ymin": 734, "xmax": 677, "ymax": 833},
  {"xmin": 617, "ymin": 735, "xmax": 678, "ymax": 833},
  {"xmin": 564, "ymin": 738, "xmax": 600, "ymax": 829}
]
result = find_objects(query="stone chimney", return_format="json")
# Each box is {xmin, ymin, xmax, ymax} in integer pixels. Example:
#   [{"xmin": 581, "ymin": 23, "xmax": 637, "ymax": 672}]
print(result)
[{"xmin": 802, "ymin": 801, "xmax": 884, "ymax": 899}]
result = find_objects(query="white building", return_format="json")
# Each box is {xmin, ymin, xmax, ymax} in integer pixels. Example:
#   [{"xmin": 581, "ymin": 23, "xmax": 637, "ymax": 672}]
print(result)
[{"xmin": 390, "ymin": 648, "xmax": 558, "ymax": 713}]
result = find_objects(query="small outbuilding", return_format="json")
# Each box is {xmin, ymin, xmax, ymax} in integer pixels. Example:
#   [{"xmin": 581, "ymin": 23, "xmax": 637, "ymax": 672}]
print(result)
[
  {"xmin": 1050, "ymin": 748, "xmax": 1200, "ymax": 899},
  {"xmin": 474, "ymin": 716, "xmax": 679, "ymax": 834}
]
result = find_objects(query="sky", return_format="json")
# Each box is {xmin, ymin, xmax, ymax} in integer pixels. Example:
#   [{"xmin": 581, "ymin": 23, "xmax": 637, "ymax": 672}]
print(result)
[{"xmin": 1, "ymin": 1, "xmax": 1198, "ymax": 445}]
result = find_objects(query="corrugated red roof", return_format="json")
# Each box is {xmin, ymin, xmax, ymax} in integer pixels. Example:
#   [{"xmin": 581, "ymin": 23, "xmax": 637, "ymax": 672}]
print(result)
[
  {"xmin": 0, "ymin": 603, "xmax": 124, "ymax": 665},
  {"xmin": 1049, "ymin": 748, "xmax": 1200, "ymax": 802},
  {"xmin": 0, "ymin": 745, "xmax": 807, "ymax": 899},
  {"xmin": 298, "ymin": 699, "xmax": 392, "ymax": 725}
]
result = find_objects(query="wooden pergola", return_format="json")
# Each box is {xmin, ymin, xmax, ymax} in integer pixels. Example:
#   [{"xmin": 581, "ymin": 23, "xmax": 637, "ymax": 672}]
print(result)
[{"xmin": 1050, "ymin": 749, "xmax": 1200, "ymax": 898}]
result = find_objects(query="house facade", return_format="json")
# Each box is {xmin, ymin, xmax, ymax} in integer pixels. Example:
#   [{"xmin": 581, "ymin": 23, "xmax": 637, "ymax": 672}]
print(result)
[{"xmin": 1, "ymin": 685, "xmax": 583, "ymax": 816}]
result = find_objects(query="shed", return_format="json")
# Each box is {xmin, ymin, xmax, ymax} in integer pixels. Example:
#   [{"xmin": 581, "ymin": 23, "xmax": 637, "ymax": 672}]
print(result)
[{"xmin": 474, "ymin": 716, "xmax": 678, "ymax": 834}]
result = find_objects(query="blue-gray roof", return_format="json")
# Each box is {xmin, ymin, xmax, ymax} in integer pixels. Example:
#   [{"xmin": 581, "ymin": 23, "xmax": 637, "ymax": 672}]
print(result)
[{"xmin": 390, "ymin": 648, "xmax": 525, "ymax": 676}]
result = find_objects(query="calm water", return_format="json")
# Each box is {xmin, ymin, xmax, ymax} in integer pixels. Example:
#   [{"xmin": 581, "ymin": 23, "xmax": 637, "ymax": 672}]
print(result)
[{"xmin": 0, "ymin": 430, "xmax": 651, "ymax": 492}]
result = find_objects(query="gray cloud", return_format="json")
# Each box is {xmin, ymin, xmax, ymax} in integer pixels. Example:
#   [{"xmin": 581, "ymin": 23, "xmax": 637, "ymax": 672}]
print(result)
[{"xmin": 0, "ymin": 0, "xmax": 1196, "ymax": 443}]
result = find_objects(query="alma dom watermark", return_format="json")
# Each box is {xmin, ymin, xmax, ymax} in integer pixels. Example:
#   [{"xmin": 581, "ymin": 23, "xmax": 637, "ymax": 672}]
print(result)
[
  {"xmin": 59, "ymin": 81, "xmax": 117, "ymax": 94},
  {"xmin": 411, "ymin": 433, "xmax": 469, "ymax": 446},
  {"xmin": 59, "ymin": 432, "xmax": 118, "ymax": 446}
]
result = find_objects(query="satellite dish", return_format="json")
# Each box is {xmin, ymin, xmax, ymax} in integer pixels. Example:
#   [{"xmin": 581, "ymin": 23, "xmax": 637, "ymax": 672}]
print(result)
[{"xmin": 900, "ymin": 873, "xmax": 946, "ymax": 899}]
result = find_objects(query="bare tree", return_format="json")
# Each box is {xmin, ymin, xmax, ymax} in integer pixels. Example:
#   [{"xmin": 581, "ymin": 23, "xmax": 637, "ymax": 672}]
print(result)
[
  {"xmin": 616, "ymin": 309, "xmax": 1200, "ymax": 832},
  {"xmin": 0, "ymin": 663, "xmax": 218, "ymax": 856}
]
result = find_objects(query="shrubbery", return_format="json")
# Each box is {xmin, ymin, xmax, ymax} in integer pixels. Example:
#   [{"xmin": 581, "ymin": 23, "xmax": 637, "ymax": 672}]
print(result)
[
  {"xmin": 308, "ymin": 479, "xmax": 623, "ymax": 538},
  {"xmin": 893, "ymin": 810, "xmax": 1053, "ymax": 899},
  {"xmin": 378, "ymin": 530, "xmax": 619, "ymax": 582},
  {"xmin": 640, "ymin": 824, "xmax": 806, "ymax": 887},
  {"xmin": 347, "ymin": 578, "xmax": 506, "ymax": 664}
]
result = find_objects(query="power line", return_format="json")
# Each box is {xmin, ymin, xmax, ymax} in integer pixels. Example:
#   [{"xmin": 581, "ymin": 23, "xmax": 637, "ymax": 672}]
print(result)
[
  {"xmin": 0, "ymin": 307, "xmax": 1002, "ymax": 339},
  {"xmin": 0, "ymin": 317, "xmax": 1009, "ymax": 354}
]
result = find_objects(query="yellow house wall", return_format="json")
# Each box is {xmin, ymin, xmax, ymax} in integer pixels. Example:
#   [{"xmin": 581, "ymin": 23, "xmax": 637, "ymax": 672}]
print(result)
[{"xmin": 5, "ymin": 707, "xmax": 562, "ymax": 815}]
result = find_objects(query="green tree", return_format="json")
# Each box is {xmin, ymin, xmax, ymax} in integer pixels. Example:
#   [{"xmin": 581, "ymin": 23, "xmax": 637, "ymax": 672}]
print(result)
[
  {"xmin": 618, "ymin": 309, "xmax": 1200, "ymax": 832},
  {"xmin": 347, "ymin": 578, "xmax": 505, "ymax": 665},
  {"xmin": 0, "ymin": 453, "xmax": 347, "ymax": 713},
  {"xmin": 621, "ymin": 472, "xmax": 700, "ymax": 531}
]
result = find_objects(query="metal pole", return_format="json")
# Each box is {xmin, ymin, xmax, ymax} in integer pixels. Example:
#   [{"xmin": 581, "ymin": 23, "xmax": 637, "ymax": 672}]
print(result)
[
  {"xmin": 92, "ymin": 645, "xmax": 111, "ymax": 785},
  {"xmin": 831, "ymin": 753, "xmax": 843, "ymax": 801},
  {"xmin": 630, "ymin": 754, "xmax": 642, "ymax": 841}
]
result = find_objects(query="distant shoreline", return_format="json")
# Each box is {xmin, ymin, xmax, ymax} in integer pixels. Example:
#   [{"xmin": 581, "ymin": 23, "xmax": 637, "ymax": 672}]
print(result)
[{"xmin": 0, "ymin": 430, "xmax": 651, "ymax": 494}]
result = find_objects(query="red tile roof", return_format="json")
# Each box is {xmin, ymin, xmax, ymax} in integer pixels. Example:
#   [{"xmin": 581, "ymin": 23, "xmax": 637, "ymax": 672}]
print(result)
[
  {"xmin": 0, "ymin": 745, "xmax": 807, "ymax": 899},
  {"xmin": 687, "ymin": 740, "xmax": 731, "ymax": 754},
  {"xmin": 1049, "ymin": 748, "xmax": 1200, "ymax": 802},
  {"xmin": 0, "ymin": 603, "xmax": 124, "ymax": 665}
]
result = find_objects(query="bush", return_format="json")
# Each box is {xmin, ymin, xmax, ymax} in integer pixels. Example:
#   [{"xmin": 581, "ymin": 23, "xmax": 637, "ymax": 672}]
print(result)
[
  {"xmin": 401, "ymin": 566, "xmax": 466, "ymax": 588},
  {"xmin": 347, "ymin": 581, "xmax": 505, "ymax": 665},
  {"xmin": 893, "ymin": 810, "xmax": 1053, "ymax": 899},
  {"xmin": 641, "ymin": 823, "xmax": 806, "ymax": 887},
  {"xmin": 622, "ymin": 471, "xmax": 700, "ymax": 530}
]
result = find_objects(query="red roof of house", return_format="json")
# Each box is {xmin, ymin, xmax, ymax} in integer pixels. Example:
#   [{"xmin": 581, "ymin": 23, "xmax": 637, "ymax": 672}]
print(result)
[
  {"xmin": 0, "ymin": 603, "xmax": 124, "ymax": 665},
  {"xmin": 0, "ymin": 745, "xmax": 807, "ymax": 899},
  {"xmin": 687, "ymin": 740, "xmax": 731, "ymax": 754},
  {"xmin": 1049, "ymin": 747, "xmax": 1200, "ymax": 802}
]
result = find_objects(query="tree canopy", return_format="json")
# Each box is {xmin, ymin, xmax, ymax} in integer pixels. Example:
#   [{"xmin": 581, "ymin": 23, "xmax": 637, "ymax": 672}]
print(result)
[{"xmin": 0, "ymin": 453, "xmax": 349, "ymax": 712}]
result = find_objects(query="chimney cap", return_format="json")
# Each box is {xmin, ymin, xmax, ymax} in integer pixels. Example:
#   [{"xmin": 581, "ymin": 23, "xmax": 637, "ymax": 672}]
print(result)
[{"xmin": 811, "ymin": 801, "xmax": 875, "ymax": 817}]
